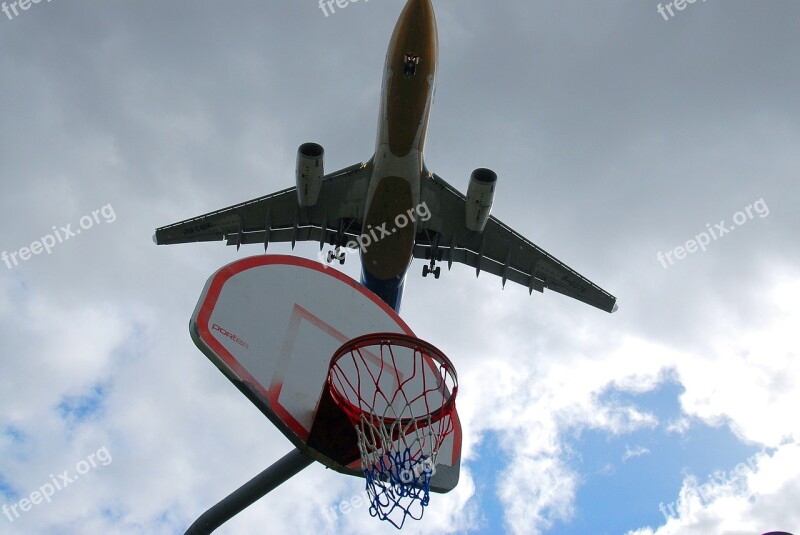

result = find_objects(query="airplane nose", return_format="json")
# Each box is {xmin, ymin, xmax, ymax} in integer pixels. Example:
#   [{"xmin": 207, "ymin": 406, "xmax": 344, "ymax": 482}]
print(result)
[
  {"xmin": 399, "ymin": 0, "xmax": 435, "ymax": 28},
  {"xmin": 407, "ymin": 0, "xmax": 433, "ymax": 11}
]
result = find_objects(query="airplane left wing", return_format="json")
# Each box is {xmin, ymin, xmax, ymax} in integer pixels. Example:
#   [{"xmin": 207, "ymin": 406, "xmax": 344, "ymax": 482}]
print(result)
[
  {"xmin": 153, "ymin": 162, "xmax": 371, "ymax": 250},
  {"xmin": 415, "ymin": 172, "xmax": 618, "ymax": 313}
]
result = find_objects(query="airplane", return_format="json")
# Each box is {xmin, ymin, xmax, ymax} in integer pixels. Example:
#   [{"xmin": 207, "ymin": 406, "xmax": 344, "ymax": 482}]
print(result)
[{"xmin": 153, "ymin": 0, "xmax": 618, "ymax": 314}]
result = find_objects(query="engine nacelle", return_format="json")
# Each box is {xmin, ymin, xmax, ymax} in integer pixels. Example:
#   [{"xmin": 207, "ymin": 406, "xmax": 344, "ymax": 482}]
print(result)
[
  {"xmin": 465, "ymin": 168, "xmax": 497, "ymax": 232},
  {"xmin": 296, "ymin": 143, "xmax": 324, "ymax": 207}
]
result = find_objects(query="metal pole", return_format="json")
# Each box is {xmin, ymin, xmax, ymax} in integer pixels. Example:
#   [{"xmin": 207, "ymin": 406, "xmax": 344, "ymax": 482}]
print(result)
[{"xmin": 185, "ymin": 448, "xmax": 314, "ymax": 535}]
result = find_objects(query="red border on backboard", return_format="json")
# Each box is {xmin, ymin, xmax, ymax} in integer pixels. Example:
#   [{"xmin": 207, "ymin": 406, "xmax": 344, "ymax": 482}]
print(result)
[{"xmin": 195, "ymin": 255, "xmax": 414, "ymax": 435}]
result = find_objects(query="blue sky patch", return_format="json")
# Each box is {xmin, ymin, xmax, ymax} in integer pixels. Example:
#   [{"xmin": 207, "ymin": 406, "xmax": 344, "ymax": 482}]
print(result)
[
  {"xmin": 550, "ymin": 378, "xmax": 762, "ymax": 534},
  {"xmin": 56, "ymin": 383, "xmax": 108, "ymax": 426},
  {"xmin": 0, "ymin": 472, "xmax": 17, "ymax": 501},
  {"xmin": 462, "ymin": 431, "xmax": 511, "ymax": 534}
]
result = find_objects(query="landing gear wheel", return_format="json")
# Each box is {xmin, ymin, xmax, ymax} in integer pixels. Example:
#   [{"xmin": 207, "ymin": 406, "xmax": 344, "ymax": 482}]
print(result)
[{"xmin": 422, "ymin": 265, "xmax": 429, "ymax": 278}]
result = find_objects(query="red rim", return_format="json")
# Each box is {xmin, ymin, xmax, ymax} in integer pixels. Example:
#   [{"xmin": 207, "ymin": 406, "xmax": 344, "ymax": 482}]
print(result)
[{"xmin": 327, "ymin": 332, "xmax": 458, "ymax": 428}]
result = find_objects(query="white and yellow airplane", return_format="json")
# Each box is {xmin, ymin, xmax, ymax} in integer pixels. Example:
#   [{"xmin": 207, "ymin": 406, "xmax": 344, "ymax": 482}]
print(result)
[{"xmin": 154, "ymin": 0, "xmax": 618, "ymax": 314}]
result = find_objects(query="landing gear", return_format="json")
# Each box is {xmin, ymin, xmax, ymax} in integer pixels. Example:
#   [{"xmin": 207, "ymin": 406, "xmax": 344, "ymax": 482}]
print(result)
[
  {"xmin": 404, "ymin": 53, "xmax": 419, "ymax": 77},
  {"xmin": 324, "ymin": 218, "xmax": 355, "ymax": 266},
  {"xmin": 422, "ymin": 265, "xmax": 441, "ymax": 279},
  {"xmin": 326, "ymin": 246, "xmax": 346, "ymax": 265},
  {"xmin": 421, "ymin": 231, "xmax": 442, "ymax": 279}
]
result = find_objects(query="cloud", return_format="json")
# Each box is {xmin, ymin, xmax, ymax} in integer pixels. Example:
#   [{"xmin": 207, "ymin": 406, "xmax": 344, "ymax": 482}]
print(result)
[
  {"xmin": 623, "ymin": 445, "xmax": 651, "ymax": 462},
  {"xmin": 629, "ymin": 444, "xmax": 800, "ymax": 535}
]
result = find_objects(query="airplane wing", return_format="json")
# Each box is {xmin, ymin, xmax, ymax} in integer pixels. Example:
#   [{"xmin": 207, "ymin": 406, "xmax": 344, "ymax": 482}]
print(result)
[
  {"xmin": 153, "ymin": 162, "xmax": 371, "ymax": 250},
  {"xmin": 415, "ymin": 172, "xmax": 618, "ymax": 313}
]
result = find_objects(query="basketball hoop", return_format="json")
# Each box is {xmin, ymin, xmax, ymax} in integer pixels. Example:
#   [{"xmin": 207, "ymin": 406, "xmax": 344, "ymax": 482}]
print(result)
[{"xmin": 327, "ymin": 333, "xmax": 458, "ymax": 529}]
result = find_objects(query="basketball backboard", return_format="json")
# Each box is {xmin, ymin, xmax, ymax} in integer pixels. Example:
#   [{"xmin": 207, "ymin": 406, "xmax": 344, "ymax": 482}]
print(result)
[{"xmin": 190, "ymin": 255, "xmax": 461, "ymax": 492}]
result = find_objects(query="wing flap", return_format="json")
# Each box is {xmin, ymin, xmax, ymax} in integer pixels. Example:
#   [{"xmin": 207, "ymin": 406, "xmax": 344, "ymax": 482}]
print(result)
[
  {"xmin": 417, "ymin": 172, "xmax": 617, "ymax": 313},
  {"xmin": 154, "ymin": 163, "xmax": 369, "ymax": 248}
]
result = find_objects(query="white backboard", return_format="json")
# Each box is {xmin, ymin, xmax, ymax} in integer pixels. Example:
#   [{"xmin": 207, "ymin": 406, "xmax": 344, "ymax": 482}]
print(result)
[{"xmin": 190, "ymin": 255, "xmax": 461, "ymax": 492}]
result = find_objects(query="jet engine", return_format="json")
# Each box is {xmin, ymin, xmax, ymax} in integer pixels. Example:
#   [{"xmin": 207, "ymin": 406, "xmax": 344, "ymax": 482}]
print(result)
[
  {"xmin": 296, "ymin": 143, "xmax": 324, "ymax": 207},
  {"xmin": 465, "ymin": 168, "xmax": 496, "ymax": 232}
]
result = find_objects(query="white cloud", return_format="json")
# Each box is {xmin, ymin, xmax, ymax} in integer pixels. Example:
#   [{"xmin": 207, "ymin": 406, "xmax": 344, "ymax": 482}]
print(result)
[
  {"xmin": 623, "ymin": 445, "xmax": 651, "ymax": 462},
  {"xmin": 629, "ymin": 444, "xmax": 800, "ymax": 535}
]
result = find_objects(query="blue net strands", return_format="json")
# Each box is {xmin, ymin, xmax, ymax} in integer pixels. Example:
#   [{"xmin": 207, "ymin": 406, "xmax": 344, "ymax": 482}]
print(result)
[
  {"xmin": 357, "ymin": 413, "xmax": 443, "ymax": 529},
  {"xmin": 363, "ymin": 450, "xmax": 436, "ymax": 528}
]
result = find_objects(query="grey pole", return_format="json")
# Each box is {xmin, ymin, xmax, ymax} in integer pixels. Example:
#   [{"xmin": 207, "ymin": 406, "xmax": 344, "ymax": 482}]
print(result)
[{"xmin": 185, "ymin": 448, "xmax": 314, "ymax": 535}]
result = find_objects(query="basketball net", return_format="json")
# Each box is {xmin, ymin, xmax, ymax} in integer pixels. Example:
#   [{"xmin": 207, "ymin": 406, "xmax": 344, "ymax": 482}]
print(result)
[{"xmin": 327, "ymin": 333, "xmax": 458, "ymax": 529}]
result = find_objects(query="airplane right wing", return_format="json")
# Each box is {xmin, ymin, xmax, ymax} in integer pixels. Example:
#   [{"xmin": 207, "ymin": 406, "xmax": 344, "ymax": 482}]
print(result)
[
  {"xmin": 153, "ymin": 162, "xmax": 371, "ymax": 250},
  {"xmin": 415, "ymin": 172, "xmax": 618, "ymax": 313}
]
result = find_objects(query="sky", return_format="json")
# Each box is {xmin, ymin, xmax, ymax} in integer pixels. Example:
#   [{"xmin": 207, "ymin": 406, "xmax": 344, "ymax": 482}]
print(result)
[{"xmin": 1, "ymin": 1, "xmax": 799, "ymax": 534}]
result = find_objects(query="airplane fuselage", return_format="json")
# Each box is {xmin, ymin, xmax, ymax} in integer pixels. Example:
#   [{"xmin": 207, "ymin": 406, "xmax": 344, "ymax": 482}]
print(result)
[{"xmin": 360, "ymin": 0, "xmax": 437, "ymax": 311}]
